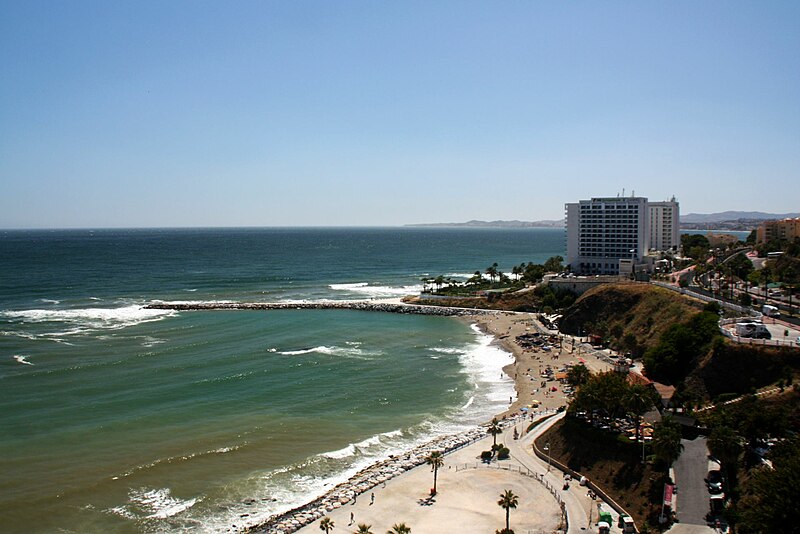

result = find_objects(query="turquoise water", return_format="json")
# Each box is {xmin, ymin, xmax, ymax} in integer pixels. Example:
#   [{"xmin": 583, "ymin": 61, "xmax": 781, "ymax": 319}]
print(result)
[{"xmin": 0, "ymin": 227, "xmax": 564, "ymax": 532}]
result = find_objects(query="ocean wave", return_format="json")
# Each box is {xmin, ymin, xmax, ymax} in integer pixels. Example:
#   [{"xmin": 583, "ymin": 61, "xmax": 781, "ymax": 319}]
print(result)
[
  {"xmin": 329, "ymin": 282, "xmax": 369, "ymax": 290},
  {"xmin": 113, "ymin": 445, "xmax": 243, "ymax": 480},
  {"xmin": 109, "ymin": 487, "xmax": 199, "ymax": 520},
  {"xmin": 321, "ymin": 444, "xmax": 357, "ymax": 459},
  {"xmin": 0, "ymin": 305, "xmax": 176, "ymax": 333},
  {"xmin": 277, "ymin": 345, "xmax": 381, "ymax": 359},
  {"xmin": 457, "ymin": 324, "xmax": 516, "ymax": 410},
  {"xmin": 328, "ymin": 282, "xmax": 423, "ymax": 297},
  {"xmin": 429, "ymin": 346, "xmax": 465, "ymax": 355},
  {"xmin": 37, "ymin": 298, "xmax": 60, "ymax": 305},
  {"xmin": 149, "ymin": 299, "xmax": 235, "ymax": 306}
]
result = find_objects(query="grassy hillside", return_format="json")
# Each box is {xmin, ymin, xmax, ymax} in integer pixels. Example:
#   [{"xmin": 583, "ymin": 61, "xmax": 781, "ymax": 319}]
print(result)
[
  {"xmin": 559, "ymin": 284, "xmax": 703, "ymax": 356},
  {"xmin": 535, "ymin": 418, "xmax": 667, "ymax": 528}
]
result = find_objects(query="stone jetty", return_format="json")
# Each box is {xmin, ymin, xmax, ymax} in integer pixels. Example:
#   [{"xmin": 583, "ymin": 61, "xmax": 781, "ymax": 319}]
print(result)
[
  {"xmin": 145, "ymin": 300, "xmax": 497, "ymax": 317},
  {"xmin": 244, "ymin": 417, "xmax": 521, "ymax": 534}
]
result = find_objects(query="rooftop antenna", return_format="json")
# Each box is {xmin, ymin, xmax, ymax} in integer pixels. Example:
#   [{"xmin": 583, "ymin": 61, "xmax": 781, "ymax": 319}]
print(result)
[
  {"xmin": 632, "ymin": 190, "xmax": 635, "ymax": 197},
  {"xmin": 622, "ymin": 188, "xmax": 625, "ymax": 197}
]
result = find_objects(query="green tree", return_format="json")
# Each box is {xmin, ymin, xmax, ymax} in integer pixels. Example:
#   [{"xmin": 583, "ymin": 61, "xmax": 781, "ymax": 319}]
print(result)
[
  {"xmin": 355, "ymin": 524, "xmax": 373, "ymax": 534},
  {"xmin": 486, "ymin": 263, "xmax": 499, "ymax": 283},
  {"xmin": 652, "ymin": 416, "xmax": 684, "ymax": 468},
  {"xmin": 497, "ymin": 489, "xmax": 519, "ymax": 533},
  {"xmin": 727, "ymin": 252, "xmax": 754, "ymax": 281},
  {"xmin": 566, "ymin": 364, "xmax": 590, "ymax": 388},
  {"xmin": 625, "ymin": 384, "xmax": 655, "ymax": 444},
  {"xmin": 543, "ymin": 255, "xmax": 564, "ymax": 273},
  {"xmin": 387, "ymin": 523, "xmax": 411, "ymax": 534},
  {"xmin": 643, "ymin": 310, "xmax": 721, "ymax": 384},
  {"xmin": 737, "ymin": 437, "xmax": 800, "ymax": 533},
  {"xmin": 523, "ymin": 262, "xmax": 545, "ymax": 283},
  {"xmin": 487, "ymin": 418, "xmax": 502, "ymax": 447},
  {"xmin": 708, "ymin": 425, "xmax": 743, "ymax": 491},
  {"xmin": 467, "ymin": 271, "xmax": 484, "ymax": 287},
  {"xmin": 434, "ymin": 275, "xmax": 445, "ymax": 292},
  {"xmin": 425, "ymin": 450, "xmax": 444, "ymax": 495},
  {"xmin": 681, "ymin": 234, "xmax": 710, "ymax": 259},
  {"xmin": 320, "ymin": 517, "xmax": 334, "ymax": 534}
]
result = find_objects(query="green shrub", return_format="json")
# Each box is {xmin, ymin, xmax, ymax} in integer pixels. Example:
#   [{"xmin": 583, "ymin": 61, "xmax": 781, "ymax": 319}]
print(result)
[{"xmin": 497, "ymin": 447, "xmax": 510, "ymax": 460}]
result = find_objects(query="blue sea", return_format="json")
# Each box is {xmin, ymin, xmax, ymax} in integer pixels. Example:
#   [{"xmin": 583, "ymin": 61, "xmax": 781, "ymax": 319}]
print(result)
[{"xmin": 0, "ymin": 227, "xmax": 564, "ymax": 533}]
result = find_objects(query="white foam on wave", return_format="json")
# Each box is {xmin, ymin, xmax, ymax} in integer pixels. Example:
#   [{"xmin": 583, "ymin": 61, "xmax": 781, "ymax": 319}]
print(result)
[
  {"xmin": 110, "ymin": 487, "xmax": 199, "ymax": 520},
  {"xmin": 114, "ymin": 445, "xmax": 243, "ymax": 479},
  {"xmin": 429, "ymin": 346, "xmax": 465, "ymax": 355},
  {"xmin": 37, "ymin": 298, "xmax": 60, "ymax": 305},
  {"xmin": 321, "ymin": 443, "xmax": 356, "ymax": 459},
  {"xmin": 13, "ymin": 354, "xmax": 34, "ymax": 365},
  {"xmin": 329, "ymin": 282, "xmax": 423, "ymax": 297},
  {"xmin": 457, "ymin": 324, "xmax": 517, "ymax": 414},
  {"xmin": 461, "ymin": 395, "xmax": 475, "ymax": 410},
  {"xmin": 1, "ymin": 305, "xmax": 176, "ymax": 333},
  {"xmin": 329, "ymin": 282, "xmax": 369, "ymax": 290},
  {"xmin": 278, "ymin": 345, "xmax": 380, "ymax": 359},
  {"xmin": 446, "ymin": 272, "xmax": 478, "ymax": 280},
  {"xmin": 149, "ymin": 299, "xmax": 235, "ymax": 306}
]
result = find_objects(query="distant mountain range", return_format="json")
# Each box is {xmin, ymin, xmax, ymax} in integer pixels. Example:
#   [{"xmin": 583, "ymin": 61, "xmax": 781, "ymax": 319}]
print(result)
[
  {"xmin": 405, "ymin": 219, "xmax": 565, "ymax": 228},
  {"xmin": 406, "ymin": 212, "xmax": 798, "ymax": 230}
]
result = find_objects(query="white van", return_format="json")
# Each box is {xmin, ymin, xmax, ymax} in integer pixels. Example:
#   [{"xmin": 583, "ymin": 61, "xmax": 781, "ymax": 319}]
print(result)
[{"xmin": 762, "ymin": 304, "xmax": 780, "ymax": 317}]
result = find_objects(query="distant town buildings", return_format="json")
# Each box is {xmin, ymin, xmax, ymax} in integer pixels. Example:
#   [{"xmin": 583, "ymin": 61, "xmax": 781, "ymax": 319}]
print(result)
[
  {"xmin": 756, "ymin": 217, "xmax": 800, "ymax": 244},
  {"xmin": 565, "ymin": 195, "xmax": 679, "ymax": 276}
]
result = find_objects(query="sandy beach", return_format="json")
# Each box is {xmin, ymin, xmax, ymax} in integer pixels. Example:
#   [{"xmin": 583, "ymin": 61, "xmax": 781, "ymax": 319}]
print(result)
[
  {"xmin": 247, "ymin": 308, "xmax": 618, "ymax": 534},
  {"xmin": 467, "ymin": 310, "xmax": 614, "ymax": 417}
]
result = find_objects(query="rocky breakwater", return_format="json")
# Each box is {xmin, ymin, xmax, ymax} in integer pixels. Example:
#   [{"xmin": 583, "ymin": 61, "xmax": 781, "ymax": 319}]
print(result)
[
  {"xmin": 245, "ymin": 417, "xmax": 521, "ymax": 534},
  {"xmin": 145, "ymin": 300, "xmax": 496, "ymax": 317}
]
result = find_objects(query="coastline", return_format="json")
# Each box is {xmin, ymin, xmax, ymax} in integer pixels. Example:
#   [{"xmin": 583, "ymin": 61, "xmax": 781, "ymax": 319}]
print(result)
[{"xmin": 243, "ymin": 303, "xmax": 603, "ymax": 533}]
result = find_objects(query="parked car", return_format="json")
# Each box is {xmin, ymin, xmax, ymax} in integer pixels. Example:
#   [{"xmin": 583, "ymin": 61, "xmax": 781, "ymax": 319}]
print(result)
[{"xmin": 706, "ymin": 470, "xmax": 724, "ymax": 494}]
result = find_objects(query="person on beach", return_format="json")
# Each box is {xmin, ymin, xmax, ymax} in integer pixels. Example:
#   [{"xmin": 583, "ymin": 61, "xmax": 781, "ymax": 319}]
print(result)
[{"xmin": 370, "ymin": 493, "xmax": 375, "ymax": 505}]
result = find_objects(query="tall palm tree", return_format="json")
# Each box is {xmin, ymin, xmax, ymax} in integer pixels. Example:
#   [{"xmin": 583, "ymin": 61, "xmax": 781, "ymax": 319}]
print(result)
[
  {"xmin": 652, "ymin": 416, "xmax": 684, "ymax": 468},
  {"xmin": 625, "ymin": 384, "xmax": 653, "ymax": 444},
  {"xmin": 355, "ymin": 524, "xmax": 373, "ymax": 534},
  {"xmin": 497, "ymin": 489, "xmax": 519, "ymax": 532},
  {"xmin": 425, "ymin": 450, "xmax": 444, "ymax": 495},
  {"xmin": 387, "ymin": 523, "xmax": 411, "ymax": 534},
  {"xmin": 320, "ymin": 517, "xmax": 334, "ymax": 534},
  {"xmin": 486, "ymin": 263, "xmax": 499, "ymax": 283},
  {"xmin": 487, "ymin": 418, "xmax": 502, "ymax": 448}
]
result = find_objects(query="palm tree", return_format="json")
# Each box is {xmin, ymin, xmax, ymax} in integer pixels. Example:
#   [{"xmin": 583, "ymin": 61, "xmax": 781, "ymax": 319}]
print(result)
[
  {"xmin": 434, "ymin": 275, "xmax": 445, "ymax": 292},
  {"xmin": 497, "ymin": 489, "xmax": 519, "ymax": 532},
  {"xmin": 487, "ymin": 417, "xmax": 502, "ymax": 448},
  {"xmin": 387, "ymin": 523, "xmax": 411, "ymax": 534},
  {"xmin": 486, "ymin": 263, "xmax": 499, "ymax": 283},
  {"xmin": 425, "ymin": 450, "xmax": 444, "ymax": 495},
  {"xmin": 625, "ymin": 384, "xmax": 653, "ymax": 444},
  {"xmin": 708, "ymin": 425, "xmax": 743, "ymax": 490},
  {"xmin": 320, "ymin": 517, "xmax": 334, "ymax": 534},
  {"xmin": 652, "ymin": 416, "xmax": 684, "ymax": 468},
  {"xmin": 355, "ymin": 524, "xmax": 373, "ymax": 534}
]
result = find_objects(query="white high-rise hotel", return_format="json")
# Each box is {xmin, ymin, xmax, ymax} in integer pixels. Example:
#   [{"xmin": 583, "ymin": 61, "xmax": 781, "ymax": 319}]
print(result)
[{"xmin": 565, "ymin": 196, "xmax": 679, "ymax": 276}]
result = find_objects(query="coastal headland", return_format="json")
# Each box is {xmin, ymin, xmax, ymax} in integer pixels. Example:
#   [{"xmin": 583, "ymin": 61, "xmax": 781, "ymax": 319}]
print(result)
[{"xmin": 148, "ymin": 299, "xmax": 617, "ymax": 533}]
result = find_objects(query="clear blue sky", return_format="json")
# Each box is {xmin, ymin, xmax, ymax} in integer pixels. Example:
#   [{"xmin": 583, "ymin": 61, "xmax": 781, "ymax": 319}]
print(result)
[{"xmin": 1, "ymin": 1, "xmax": 798, "ymax": 228}]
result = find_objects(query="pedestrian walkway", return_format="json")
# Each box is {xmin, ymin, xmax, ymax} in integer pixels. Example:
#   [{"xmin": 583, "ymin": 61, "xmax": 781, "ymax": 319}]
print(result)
[{"xmin": 503, "ymin": 412, "xmax": 627, "ymax": 534}]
